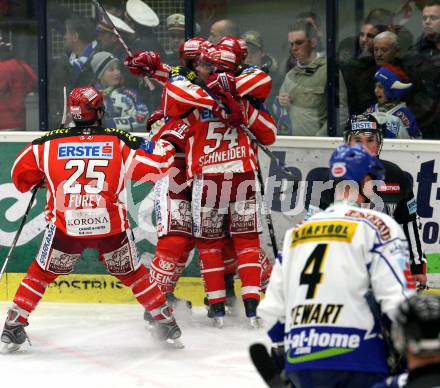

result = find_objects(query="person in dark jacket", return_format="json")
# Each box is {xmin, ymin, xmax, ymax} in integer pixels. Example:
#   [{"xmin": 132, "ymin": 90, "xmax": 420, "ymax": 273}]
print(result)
[
  {"xmin": 48, "ymin": 16, "xmax": 97, "ymax": 128},
  {"xmin": 403, "ymin": 0, "xmax": 440, "ymax": 139},
  {"xmin": 307, "ymin": 113, "xmax": 428, "ymax": 287}
]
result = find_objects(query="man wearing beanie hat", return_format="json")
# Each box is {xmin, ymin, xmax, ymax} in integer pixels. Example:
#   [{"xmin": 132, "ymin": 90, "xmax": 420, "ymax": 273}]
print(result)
[
  {"xmin": 91, "ymin": 51, "xmax": 149, "ymax": 132},
  {"xmin": 365, "ymin": 64, "xmax": 420, "ymax": 138}
]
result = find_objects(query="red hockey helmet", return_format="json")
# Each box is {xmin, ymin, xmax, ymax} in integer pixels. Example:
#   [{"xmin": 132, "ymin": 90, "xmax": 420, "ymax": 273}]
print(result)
[
  {"xmin": 67, "ymin": 86, "xmax": 105, "ymax": 124},
  {"xmin": 217, "ymin": 36, "xmax": 248, "ymax": 63},
  {"xmin": 180, "ymin": 37, "xmax": 206, "ymax": 60},
  {"xmin": 198, "ymin": 48, "xmax": 238, "ymax": 73}
]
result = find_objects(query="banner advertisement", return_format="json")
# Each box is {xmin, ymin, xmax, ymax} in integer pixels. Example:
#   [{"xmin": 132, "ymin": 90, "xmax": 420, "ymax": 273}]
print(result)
[{"xmin": 0, "ymin": 134, "xmax": 438, "ymax": 303}]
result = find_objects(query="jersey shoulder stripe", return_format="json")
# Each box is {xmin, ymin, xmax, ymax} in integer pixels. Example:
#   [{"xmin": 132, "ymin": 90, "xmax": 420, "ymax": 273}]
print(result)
[{"xmin": 32, "ymin": 127, "xmax": 143, "ymax": 150}]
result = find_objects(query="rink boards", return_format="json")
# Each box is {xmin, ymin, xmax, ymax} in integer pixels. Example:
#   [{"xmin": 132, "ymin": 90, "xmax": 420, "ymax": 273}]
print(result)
[{"xmin": 0, "ymin": 132, "xmax": 439, "ymax": 303}]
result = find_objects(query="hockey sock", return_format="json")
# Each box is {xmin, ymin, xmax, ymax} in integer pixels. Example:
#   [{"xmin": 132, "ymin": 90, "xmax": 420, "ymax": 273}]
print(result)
[
  {"xmin": 259, "ymin": 248, "xmax": 273, "ymax": 293},
  {"xmin": 116, "ymin": 265, "xmax": 168, "ymax": 320},
  {"xmin": 150, "ymin": 235, "xmax": 194, "ymax": 293},
  {"xmin": 12, "ymin": 260, "xmax": 59, "ymax": 324},
  {"xmin": 223, "ymin": 239, "xmax": 238, "ymax": 277},
  {"xmin": 198, "ymin": 238, "xmax": 226, "ymax": 304},
  {"xmin": 233, "ymin": 234, "xmax": 261, "ymax": 301}
]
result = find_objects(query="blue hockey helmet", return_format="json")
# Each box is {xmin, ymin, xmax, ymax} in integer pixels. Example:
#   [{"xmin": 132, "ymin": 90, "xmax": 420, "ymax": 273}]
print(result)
[{"xmin": 329, "ymin": 144, "xmax": 385, "ymax": 183}]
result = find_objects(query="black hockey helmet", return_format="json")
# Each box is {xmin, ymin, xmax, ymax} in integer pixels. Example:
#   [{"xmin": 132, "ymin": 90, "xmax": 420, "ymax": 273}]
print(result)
[
  {"xmin": 392, "ymin": 293, "xmax": 440, "ymax": 356},
  {"xmin": 344, "ymin": 113, "xmax": 385, "ymax": 153}
]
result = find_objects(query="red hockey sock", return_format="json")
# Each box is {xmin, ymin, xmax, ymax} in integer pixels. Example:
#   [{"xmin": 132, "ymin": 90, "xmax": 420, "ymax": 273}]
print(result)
[
  {"xmin": 198, "ymin": 239, "xmax": 226, "ymax": 304},
  {"xmin": 12, "ymin": 260, "xmax": 59, "ymax": 324},
  {"xmin": 259, "ymin": 248, "xmax": 273, "ymax": 293},
  {"xmin": 150, "ymin": 235, "xmax": 194, "ymax": 294},
  {"xmin": 223, "ymin": 239, "xmax": 238, "ymax": 277},
  {"xmin": 233, "ymin": 234, "xmax": 261, "ymax": 301},
  {"xmin": 116, "ymin": 265, "xmax": 168, "ymax": 320}
]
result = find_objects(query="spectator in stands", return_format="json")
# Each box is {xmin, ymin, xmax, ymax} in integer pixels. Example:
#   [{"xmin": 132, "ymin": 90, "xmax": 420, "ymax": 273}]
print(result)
[
  {"xmin": 241, "ymin": 30, "xmax": 278, "ymax": 77},
  {"xmin": 0, "ymin": 36, "xmax": 37, "ymax": 131},
  {"xmin": 365, "ymin": 7, "xmax": 414, "ymax": 54},
  {"xmin": 49, "ymin": 16, "xmax": 97, "ymax": 127},
  {"xmin": 365, "ymin": 64, "xmax": 420, "ymax": 138},
  {"xmin": 241, "ymin": 30, "xmax": 281, "ymax": 121},
  {"xmin": 358, "ymin": 22, "xmax": 382, "ymax": 58},
  {"xmin": 284, "ymin": 12, "xmax": 323, "ymax": 74},
  {"xmin": 95, "ymin": 13, "xmax": 138, "ymax": 90},
  {"xmin": 165, "ymin": 13, "xmax": 185, "ymax": 66},
  {"xmin": 96, "ymin": 13, "xmax": 134, "ymax": 58},
  {"xmin": 278, "ymin": 20, "xmax": 348, "ymax": 136},
  {"xmin": 91, "ymin": 51, "xmax": 148, "ymax": 132},
  {"xmin": 124, "ymin": 0, "xmax": 164, "ymax": 57},
  {"xmin": 341, "ymin": 25, "xmax": 383, "ymax": 114},
  {"xmin": 403, "ymin": 0, "xmax": 440, "ymax": 139},
  {"xmin": 208, "ymin": 19, "xmax": 239, "ymax": 44},
  {"xmin": 342, "ymin": 30, "xmax": 402, "ymax": 116},
  {"xmin": 374, "ymin": 31, "xmax": 402, "ymax": 67}
]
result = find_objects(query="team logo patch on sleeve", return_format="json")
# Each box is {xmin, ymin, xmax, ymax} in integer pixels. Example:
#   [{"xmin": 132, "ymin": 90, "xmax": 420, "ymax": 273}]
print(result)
[
  {"xmin": 58, "ymin": 142, "xmax": 113, "ymax": 159},
  {"xmin": 407, "ymin": 198, "xmax": 417, "ymax": 215}
]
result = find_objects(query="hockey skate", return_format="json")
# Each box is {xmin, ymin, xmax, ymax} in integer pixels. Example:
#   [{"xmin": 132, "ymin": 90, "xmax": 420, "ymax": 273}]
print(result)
[
  {"xmin": 224, "ymin": 274, "xmax": 237, "ymax": 316},
  {"xmin": 244, "ymin": 298, "xmax": 262, "ymax": 329},
  {"xmin": 208, "ymin": 302, "xmax": 225, "ymax": 328},
  {"xmin": 166, "ymin": 292, "xmax": 192, "ymax": 311},
  {"xmin": 151, "ymin": 318, "xmax": 184, "ymax": 349},
  {"xmin": 0, "ymin": 308, "xmax": 30, "ymax": 353},
  {"xmin": 143, "ymin": 310, "xmax": 155, "ymax": 330}
]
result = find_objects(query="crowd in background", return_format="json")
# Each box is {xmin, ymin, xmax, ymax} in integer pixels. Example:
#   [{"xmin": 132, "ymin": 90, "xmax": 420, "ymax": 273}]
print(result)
[{"xmin": 1, "ymin": 0, "xmax": 440, "ymax": 139}]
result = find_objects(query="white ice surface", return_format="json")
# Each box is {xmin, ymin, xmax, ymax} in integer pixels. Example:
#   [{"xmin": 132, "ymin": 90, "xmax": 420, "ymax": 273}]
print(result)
[{"xmin": 0, "ymin": 302, "xmax": 269, "ymax": 388}]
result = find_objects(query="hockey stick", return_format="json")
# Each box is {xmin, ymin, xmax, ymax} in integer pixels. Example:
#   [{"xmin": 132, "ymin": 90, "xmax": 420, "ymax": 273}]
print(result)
[
  {"xmin": 61, "ymin": 85, "xmax": 68, "ymax": 127},
  {"xmin": 0, "ymin": 182, "xmax": 41, "ymax": 282},
  {"xmin": 249, "ymin": 343, "xmax": 286, "ymax": 388},
  {"xmin": 255, "ymin": 160, "xmax": 279, "ymax": 257},
  {"xmin": 92, "ymin": 0, "xmax": 155, "ymax": 91},
  {"xmin": 193, "ymin": 76, "xmax": 287, "ymax": 255}
]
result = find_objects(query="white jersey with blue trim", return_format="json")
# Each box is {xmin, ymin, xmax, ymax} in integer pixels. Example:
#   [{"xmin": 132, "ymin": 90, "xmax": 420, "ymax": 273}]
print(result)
[{"xmin": 258, "ymin": 201, "xmax": 415, "ymax": 375}]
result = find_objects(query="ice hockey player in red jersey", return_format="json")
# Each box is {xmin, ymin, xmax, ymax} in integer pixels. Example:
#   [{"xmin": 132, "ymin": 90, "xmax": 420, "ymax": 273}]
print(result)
[
  {"xmin": 0, "ymin": 87, "xmax": 184, "ymax": 353},
  {"xmin": 126, "ymin": 39, "xmax": 209, "ymax": 314},
  {"xmin": 126, "ymin": 40, "xmax": 275, "ymax": 323},
  {"xmin": 215, "ymin": 36, "xmax": 274, "ymax": 309},
  {"xmin": 162, "ymin": 47, "xmax": 276, "ymax": 327}
]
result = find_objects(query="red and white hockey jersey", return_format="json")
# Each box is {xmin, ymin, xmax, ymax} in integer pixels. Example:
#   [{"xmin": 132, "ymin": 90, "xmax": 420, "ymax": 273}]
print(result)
[
  {"xmin": 11, "ymin": 127, "xmax": 175, "ymax": 237},
  {"xmin": 235, "ymin": 65, "xmax": 272, "ymax": 101},
  {"xmin": 162, "ymin": 75, "xmax": 276, "ymax": 177}
]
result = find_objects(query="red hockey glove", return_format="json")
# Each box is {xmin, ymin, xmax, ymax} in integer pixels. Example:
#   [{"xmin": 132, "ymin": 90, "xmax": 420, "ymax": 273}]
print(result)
[
  {"xmin": 212, "ymin": 92, "xmax": 245, "ymax": 128},
  {"xmin": 206, "ymin": 72, "xmax": 238, "ymax": 99},
  {"xmin": 146, "ymin": 109, "xmax": 165, "ymax": 132},
  {"xmin": 124, "ymin": 51, "xmax": 161, "ymax": 77}
]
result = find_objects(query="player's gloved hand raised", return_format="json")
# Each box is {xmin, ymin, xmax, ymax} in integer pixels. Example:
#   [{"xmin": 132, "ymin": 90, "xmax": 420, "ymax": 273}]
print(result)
[
  {"xmin": 146, "ymin": 109, "xmax": 164, "ymax": 132},
  {"xmin": 124, "ymin": 51, "xmax": 161, "ymax": 77},
  {"xmin": 206, "ymin": 72, "xmax": 238, "ymax": 99},
  {"xmin": 218, "ymin": 91, "xmax": 246, "ymax": 128}
]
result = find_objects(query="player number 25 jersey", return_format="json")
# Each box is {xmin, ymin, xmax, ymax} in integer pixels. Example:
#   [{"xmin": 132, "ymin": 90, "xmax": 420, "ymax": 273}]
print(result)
[{"xmin": 11, "ymin": 127, "xmax": 175, "ymax": 237}]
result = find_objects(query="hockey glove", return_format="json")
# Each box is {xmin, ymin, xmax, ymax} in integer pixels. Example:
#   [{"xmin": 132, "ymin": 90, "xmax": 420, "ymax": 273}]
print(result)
[
  {"xmin": 270, "ymin": 345, "xmax": 286, "ymax": 373},
  {"xmin": 146, "ymin": 109, "xmax": 165, "ymax": 132},
  {"xmin": 206, "ymin": 72, "xmax": 238, "ymax": 99},
  {"xmin": 211, "ymin": 94, "xmax": 245, "ymax": 128},
  {"xmin": 124, "ymin": 51, "xmax": 161, "ymax": 77}
]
